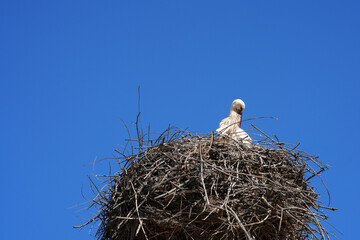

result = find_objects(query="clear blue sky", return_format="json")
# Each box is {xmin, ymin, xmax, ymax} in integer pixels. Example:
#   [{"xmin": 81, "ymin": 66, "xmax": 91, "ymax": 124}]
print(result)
[{"xmin": 1, "ymin": 1, "xmax": 359, "ymax": 239}]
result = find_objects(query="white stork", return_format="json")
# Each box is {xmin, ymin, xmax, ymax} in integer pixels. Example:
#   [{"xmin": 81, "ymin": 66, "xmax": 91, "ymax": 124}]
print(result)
[{"xmin": 216, "ymin": 99, "xmax": 252, "ymax": 144}]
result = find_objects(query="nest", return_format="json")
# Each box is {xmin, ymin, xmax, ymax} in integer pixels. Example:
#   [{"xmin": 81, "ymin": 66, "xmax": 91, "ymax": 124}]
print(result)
[{"xmin": 76, "ymin": 126, "xmax": 336, "ymax": 240}]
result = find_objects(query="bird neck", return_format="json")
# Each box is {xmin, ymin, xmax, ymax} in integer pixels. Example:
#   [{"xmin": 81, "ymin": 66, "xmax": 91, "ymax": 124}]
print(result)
[{"xmin": 229, "ymin": 111, "xmax": 242, "ymax": 128}]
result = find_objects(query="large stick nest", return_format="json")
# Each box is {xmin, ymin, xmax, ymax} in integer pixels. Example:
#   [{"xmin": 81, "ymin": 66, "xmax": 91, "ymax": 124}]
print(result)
[{"xmin": 76, "ymin": 126, "xmax": 336, "ymax": 240}]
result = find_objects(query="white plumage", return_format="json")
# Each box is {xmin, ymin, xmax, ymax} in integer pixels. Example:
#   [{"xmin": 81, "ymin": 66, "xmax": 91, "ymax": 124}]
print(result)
[{"xmin": 216, "ymin": 99, "xmax": 252, "ymax": 144}]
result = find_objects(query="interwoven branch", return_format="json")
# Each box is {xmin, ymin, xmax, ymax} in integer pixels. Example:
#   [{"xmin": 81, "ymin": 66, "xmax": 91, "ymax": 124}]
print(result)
[{"xmin": 75, "ymin": 126, "xmax": 337, "ymax": 240}]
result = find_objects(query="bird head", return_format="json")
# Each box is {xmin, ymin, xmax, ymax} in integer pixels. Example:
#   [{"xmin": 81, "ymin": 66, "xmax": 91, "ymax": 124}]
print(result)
[{"xmin": 231, "ymin": 99, "xmax": 246, "ymax": 114}]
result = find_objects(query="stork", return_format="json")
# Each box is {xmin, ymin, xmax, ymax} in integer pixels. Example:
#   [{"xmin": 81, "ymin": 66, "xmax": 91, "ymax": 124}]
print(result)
[{"xmin": 216, "ymin": 99, "xmax": 252, "ymax": 144}]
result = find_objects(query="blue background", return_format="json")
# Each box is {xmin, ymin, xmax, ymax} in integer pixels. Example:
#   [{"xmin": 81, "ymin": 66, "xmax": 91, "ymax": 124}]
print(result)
[{"xmin": 1, "ymin": 1, "xmax": 359, "ymax": 239}]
